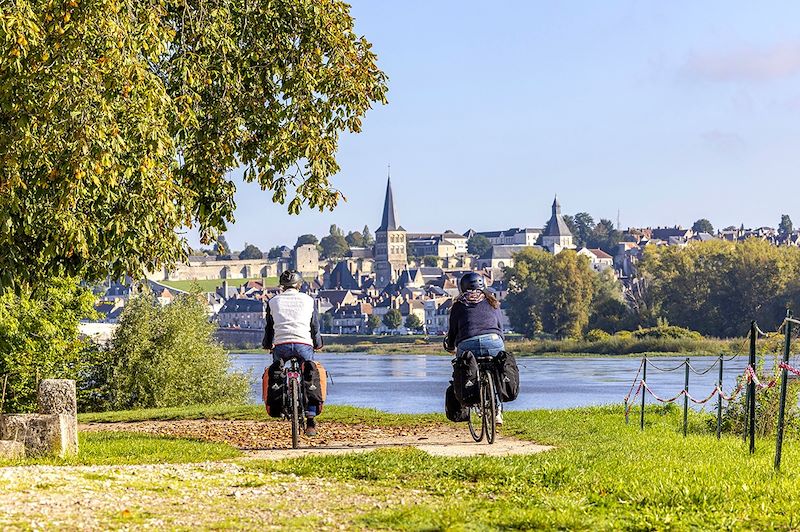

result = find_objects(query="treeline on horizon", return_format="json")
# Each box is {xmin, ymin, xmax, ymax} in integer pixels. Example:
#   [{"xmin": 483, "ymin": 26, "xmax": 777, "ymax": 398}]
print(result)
[{"xmin": 505, "ymin": 239, "xmax": 800, "ymax": 340}]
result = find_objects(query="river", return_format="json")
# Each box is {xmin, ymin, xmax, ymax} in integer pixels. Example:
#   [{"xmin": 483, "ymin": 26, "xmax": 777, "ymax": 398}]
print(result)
[{"xmin": 230, "ymin": 353, "xmax": 761, "ymax": 414}]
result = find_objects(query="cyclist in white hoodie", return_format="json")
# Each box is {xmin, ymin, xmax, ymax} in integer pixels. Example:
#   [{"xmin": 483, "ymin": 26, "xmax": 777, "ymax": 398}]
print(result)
[{"xmin": 262, "ymin": 270, "xmax": 324, "ymax": 435}]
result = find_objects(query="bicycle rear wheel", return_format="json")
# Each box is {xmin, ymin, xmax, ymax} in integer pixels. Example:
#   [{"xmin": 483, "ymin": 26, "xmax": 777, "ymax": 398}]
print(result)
[
  {"xmin": 290, "ymin": 378, "xmax": 302, "ymax": 449},
  {"xmin": 484, "ymin": 374, "xmax": 497, "ymax": 444},
  {"xmin": 467, "ymin": 386, "xmax": 484, "ymax": 443}
]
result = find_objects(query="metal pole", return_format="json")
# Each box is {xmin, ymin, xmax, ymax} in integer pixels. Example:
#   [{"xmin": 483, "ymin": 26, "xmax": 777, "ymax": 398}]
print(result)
[
  {"xmin": 640, "ymin": 358, "xmax": 647, "ymax": 431},
  {"xmin": 749, "ymin": 321, "xmax": 757, "ymax": 454},
  {"xmin": 683, "ymin": 357, "xmax": 690, "ymax": 437},
  {"xmin": 775, "ymin": 311, "xmax": 792, "ymax": 471},
  {"xmin": 624, "ymin": 398, "xmax": 629, "ymax": 425},
  {"xmin": 717, "ymin": 355, "xmax": 723, "ymax": 439},
  {"xmin": 0, "ymin": 374, "xmax": 7, "ymax": 415}
]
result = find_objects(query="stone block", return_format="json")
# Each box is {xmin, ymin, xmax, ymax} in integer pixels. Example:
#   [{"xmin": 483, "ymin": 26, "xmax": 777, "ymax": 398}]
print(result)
[
  {"xmin": 38, "ymin": 379, "xmax": 77, "ymax": 417},
  {"xmin": 0, "ymin": 440, "xmax": 25, "ymax": 460},
  {"xmin": 0, "ymin": 414, "xmax": 77, "ymax": 458},
  {"xmin": 37, "ymin": 379, "xmax": 78, "ymax": 454}
]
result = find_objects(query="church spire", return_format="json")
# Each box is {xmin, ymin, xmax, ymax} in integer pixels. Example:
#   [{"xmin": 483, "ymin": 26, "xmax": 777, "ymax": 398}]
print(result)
[{"xmin": 377, "ymin": 168, "xmax": 398, "ymax": 232}]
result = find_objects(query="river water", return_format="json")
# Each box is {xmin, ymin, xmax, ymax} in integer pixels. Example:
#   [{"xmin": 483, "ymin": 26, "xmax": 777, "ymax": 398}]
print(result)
[{"xmin": 230, "ymin": 353, "xmax": 761, "ymax": 414}]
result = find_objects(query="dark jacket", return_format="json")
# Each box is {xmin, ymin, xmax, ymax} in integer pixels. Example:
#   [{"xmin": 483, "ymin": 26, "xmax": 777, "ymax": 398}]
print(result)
[{"xmin": 445, "ymin": 298, "xmax": 504, "ymax": 351}]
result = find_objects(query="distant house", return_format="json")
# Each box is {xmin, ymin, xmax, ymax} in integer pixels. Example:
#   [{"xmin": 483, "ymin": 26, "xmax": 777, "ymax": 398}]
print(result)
[
  {"xmin": 326, "ymin": 261, "xmax": 361, "ymax": 290},
  {"xmin": 477, "ymin": 245, "xmax": 529, "ymax": 274},
  {"xmin": 330, "ymin": 303, "xmax": 373, "ymax": 334},
  {"xmin": 424, "ymin": 297, "xmax": 453, "ymax": 335},
  {"xmin": 650, "ymin": 226, "xmax": 693, "ymax": 243},
  {"xmin": 93, "ymin": 300, "xmax": 126, "ymax": 324},
  {"xmin": 215, "ymin": 298, "xmax": 265, "ymax": 329},
  {"xmin": 316, "ymin": 289, "xmax": 359, "ymax": 310},
  {"xmin": 464, "ymin": 227, "xmax": 541, "ymax": 248},
  {"xmin": 578, "ymin": 248, "xmax": 614, "ymax": 272}
]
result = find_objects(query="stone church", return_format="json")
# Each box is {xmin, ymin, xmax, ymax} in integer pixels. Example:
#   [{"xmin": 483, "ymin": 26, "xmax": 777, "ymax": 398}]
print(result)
[{"xmin": 374, "ymin": 177, "xmax": 408, "ymax": 288}]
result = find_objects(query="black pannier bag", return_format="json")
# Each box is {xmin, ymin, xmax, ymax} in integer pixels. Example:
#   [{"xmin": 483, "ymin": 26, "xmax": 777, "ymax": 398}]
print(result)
[
  {"xmin": 302, "ymin": 360, "xmax": 324, "ymax": 406},
  {"xmin": 445, "ymin": 382, "xmax": 469, "ymax": 422},
  {"xmin": 493, "ymin": 351, "xmax": 520, "ymax": 402},
  {"xmin": 452, "ymin": 351, "xmax": 480, "ymax": 406},
  {"xmin": 264, "ymin": 360, "xmax": 285, "ymax": 418}
]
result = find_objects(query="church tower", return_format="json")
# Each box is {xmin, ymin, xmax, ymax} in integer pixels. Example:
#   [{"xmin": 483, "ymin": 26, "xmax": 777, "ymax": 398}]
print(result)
[
  {"xmin": 542, "ymin": 195, "xmax": 575, "ymax": 254},
  {"xmin": 374, "ymin": 175, "xmax": 407, "ymax": 288}
]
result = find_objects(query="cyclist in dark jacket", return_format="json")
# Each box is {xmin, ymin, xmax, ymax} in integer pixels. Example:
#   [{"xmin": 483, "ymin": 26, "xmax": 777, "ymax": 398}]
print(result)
[
  {"xmin": 444, "ymin": 272, "xmax": 504, "ymax": 357},
  {"xmin": 445, "ymin": 272, "xmax": 505, "ymax": 423}
]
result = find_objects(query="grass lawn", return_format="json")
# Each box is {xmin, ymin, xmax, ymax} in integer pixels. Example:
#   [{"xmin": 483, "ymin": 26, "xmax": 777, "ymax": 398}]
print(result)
[
  {"xmin": 245, "ymin": 405, "xmax": 800, "ymax": 530},
  {"xmin": 159, "ymin": 277, "xmax": 278, "ymax": 293},
  {"xmin": 10, "ymin": 403, "xmax": 800, "ymax": 528},
  {"xmin": 0, "ymin": 431, "xmax": 241, "ymax": 467}
]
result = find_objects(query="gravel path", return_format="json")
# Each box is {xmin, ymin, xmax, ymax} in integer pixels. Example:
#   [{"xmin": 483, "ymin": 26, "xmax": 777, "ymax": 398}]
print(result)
[
  {"xmin": 0, "ymin": 421, "xmax": 550, "ymax": 529},
  {"xmin": 80, "ymin": 419, "xmax": 553, "ymax": 458}
]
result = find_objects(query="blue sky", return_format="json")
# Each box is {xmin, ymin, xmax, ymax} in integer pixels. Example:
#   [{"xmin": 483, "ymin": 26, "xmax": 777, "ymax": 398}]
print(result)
[{"xmin": 189, "ymin": 1, "xmax": 800, "ymax": 251}]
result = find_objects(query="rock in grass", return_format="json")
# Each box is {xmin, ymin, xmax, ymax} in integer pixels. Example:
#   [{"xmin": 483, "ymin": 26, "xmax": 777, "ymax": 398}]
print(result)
[
  {"xmin": 0, "ymin": 414, "xmax": 77, "ymax": 458},
  {"xmin": 0, "ymin": 440, "xmax": 25, "ymax": 459},
  {"xmin": 37, "ymin": 379, "xmax": 79, "ymax": 455},
  {"xmin": 38, "ymin": 379, "xmax": 77, "ymax": 417}
]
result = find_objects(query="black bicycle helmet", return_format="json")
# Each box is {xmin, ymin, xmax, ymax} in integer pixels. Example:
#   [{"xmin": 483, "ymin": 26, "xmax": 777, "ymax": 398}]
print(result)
[
  {"xmin": 279, "ymin": 269, "xmax": 303, "ymax": 289},
  {"xmin": 459, "ymin": 272, "xmax": 485, "ymax": 293}
]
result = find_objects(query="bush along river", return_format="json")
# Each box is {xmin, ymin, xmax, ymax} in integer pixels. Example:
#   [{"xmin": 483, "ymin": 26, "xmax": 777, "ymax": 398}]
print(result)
[{"xmin": 230, "ymin": 353, "xmax": 759, "ymax": 414}]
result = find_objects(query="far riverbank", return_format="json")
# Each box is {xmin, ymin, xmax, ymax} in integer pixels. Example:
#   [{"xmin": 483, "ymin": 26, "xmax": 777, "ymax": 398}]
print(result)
[{"xmin": 231, "ymin": 333, "xmax": 743, "ymax": 358}]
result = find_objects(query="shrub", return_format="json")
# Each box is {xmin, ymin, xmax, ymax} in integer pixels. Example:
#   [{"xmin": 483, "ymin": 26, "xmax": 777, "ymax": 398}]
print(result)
[
  {"xmin": 630, "ymin": 325, "xmax": 702, "ymax": 341},
  {"xmin": 585, "ymin": 329, "xmax": 611, "ymax": 342},
  {"xmin": 0, "ymin": 279, "xmax": 96, "ymax": 412},
  {"xmin": 718, "ymin": 363, "xmax": 800, "ymax": 437},
  {"xmin": 106, "ymin": 293, "xmax": 249, "ymax": 409}
]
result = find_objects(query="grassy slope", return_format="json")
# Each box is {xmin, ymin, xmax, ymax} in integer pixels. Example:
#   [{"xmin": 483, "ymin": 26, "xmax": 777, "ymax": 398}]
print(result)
[
  {"xmin": 247, "ymin": 405, "xmax": 800, "ymax": 530},
  {"xmin": 159, "ymin": 277, "xmax": 278, "ymax": 292}
]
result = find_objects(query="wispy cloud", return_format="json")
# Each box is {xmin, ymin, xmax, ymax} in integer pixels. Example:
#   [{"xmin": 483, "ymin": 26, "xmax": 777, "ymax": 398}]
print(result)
[
  {"xmin": 702, "ymin": 130, "xmax": 746, "ymax": 154},
  {"xmin": 682, "ymin": 41, "xmax": 800, "ymax": 82}
]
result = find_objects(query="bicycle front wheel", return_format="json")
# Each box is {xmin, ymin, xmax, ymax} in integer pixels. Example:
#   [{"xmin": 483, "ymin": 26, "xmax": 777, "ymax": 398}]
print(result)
[
  {"xmin": 290, "ymin": 378, "xmax": 302, "ymax": 449},
  {"xmin": 484, "ymin": 373, "xmax": 497, "ymax": 444}
]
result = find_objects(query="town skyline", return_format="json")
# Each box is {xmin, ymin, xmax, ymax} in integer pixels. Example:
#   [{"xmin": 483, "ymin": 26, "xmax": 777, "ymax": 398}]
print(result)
[{"xmin": 188, "ymin": 172, "xmax": 796, "ymax": 253}]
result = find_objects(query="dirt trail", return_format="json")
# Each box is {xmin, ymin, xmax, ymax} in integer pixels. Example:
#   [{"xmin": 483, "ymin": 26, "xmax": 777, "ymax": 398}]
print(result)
[{"xmin": 81, "ymin": 419, "xmax": 553, "ymax": 458}]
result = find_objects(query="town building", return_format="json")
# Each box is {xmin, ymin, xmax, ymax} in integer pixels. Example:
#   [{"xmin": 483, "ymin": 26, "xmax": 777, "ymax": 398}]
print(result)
[
  {"xmin": 292, "ymin": 244, "xmax": 319, "ymax": 280},
  {"xmin": 578, "ymin": 247, "xmax": 614, "ymax": 272},
  {"xmin": 464, "ymin": 227, "xmax": 541, "ymax": 247},
  {"xmin": 214, "ymin": 298, "xmax": 265, "ymax": 329},
  {"xmin": 541, "ymin": 196, "xmax": 575, "ymax": 254},
  {"xmin": 374, "ymin": 177, "xmax": 408, "ymax": 288}
]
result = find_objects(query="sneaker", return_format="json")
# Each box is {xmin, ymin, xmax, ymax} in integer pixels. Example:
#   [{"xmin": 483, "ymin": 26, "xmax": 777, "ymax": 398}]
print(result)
[
  {"xmin": 304, "ymin": 417, "xmax": 318, "ymax": 437},
  {"xmin": 495, "ymin": 411, "xmax": 503, "ymax": 425}
]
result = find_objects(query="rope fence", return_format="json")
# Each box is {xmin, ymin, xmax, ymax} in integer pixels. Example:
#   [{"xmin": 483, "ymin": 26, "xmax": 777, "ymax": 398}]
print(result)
[{"xmin": 624, "ymin": 310, "xmax": 800, "ymax": 471}]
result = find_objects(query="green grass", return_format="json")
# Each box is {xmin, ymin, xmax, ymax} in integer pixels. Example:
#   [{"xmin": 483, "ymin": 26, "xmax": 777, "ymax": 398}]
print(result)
[
  {"xmin": 0, "ymin": 431, "xmax": 241, "ymax": 467},
  {"xmin": 159, "ymin": 277, "xmax": 278, "ymax": 293},
  {"xmin": 245, "ymin": 405, "xmax": 800, "ymax": 530},
  {"xmin": 79, "ymin": 404, "xmax": 445, "ymax": 427}
]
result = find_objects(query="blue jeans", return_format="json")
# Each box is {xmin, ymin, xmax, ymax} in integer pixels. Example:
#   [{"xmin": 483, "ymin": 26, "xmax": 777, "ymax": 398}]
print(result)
[
  {"xmin": 272, "ymin": 343, "xmax": 316, "ymax": 418},
  {"xmin": 272, "ymin": 343, "xmax": 314, "ymax": 365},
  {"xmin": 456, "ymin": 333, "xmax": 505, "ymax": 358}
]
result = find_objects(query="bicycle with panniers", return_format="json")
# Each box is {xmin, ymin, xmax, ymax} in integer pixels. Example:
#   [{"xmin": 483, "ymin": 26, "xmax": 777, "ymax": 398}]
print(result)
[{"xmin": 468, "ymin": 355, "xmax": 502, "ymax": 444}]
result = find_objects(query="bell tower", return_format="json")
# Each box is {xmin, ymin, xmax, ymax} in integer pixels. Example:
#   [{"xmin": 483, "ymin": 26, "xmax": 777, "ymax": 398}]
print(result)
[{"xmin": 374, "ymin": 171, "xmax": 407, "ymax": 288}]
